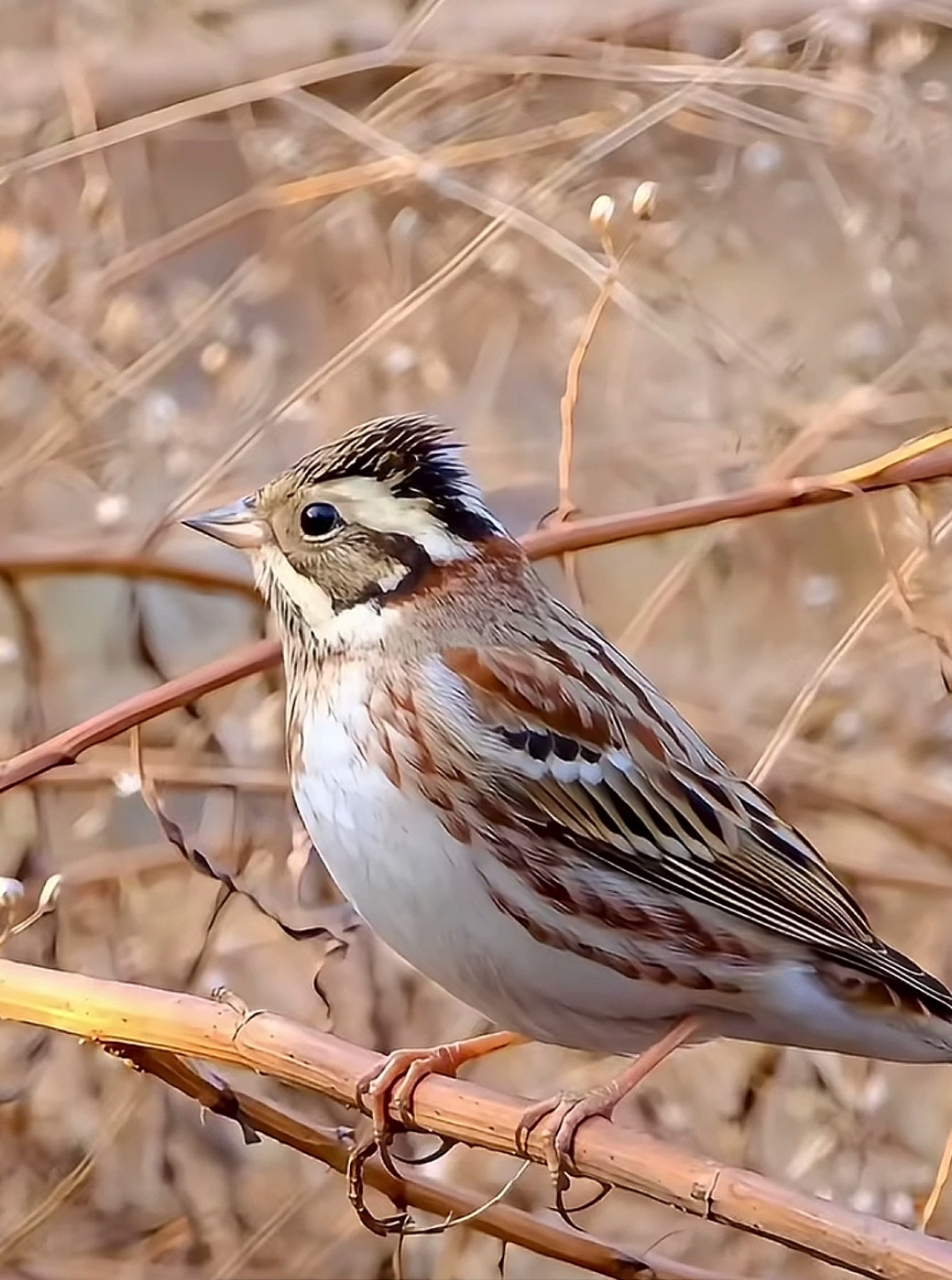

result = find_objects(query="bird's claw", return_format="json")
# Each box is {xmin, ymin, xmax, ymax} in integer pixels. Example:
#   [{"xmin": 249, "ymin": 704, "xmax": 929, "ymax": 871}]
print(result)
[
  {"xmin": 356, "ymin": 1045, "xmax": 461, "ymax": 1146},
  {"xmin": 518, "ymin": 1088, "xmax": 617, "ymax": 1178},
  {"xmin": 516, "ymin": 1089, "xmax": 614, "ymax": 1227}
]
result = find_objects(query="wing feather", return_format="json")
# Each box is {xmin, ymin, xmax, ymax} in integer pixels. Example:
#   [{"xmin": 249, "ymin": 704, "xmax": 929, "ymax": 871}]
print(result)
[{"xmin": 442, "ymin": 626, "xmax": 952, "ymax": 1019}]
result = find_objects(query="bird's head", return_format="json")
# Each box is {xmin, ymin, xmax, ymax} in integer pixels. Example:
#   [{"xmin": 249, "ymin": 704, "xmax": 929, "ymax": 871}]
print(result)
[{"xmin": 183, "ymin": 415, "xmax": 511, "ymax": 644}]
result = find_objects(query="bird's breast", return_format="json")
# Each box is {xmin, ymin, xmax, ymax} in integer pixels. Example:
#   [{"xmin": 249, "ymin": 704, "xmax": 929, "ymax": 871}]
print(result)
[{"xmin": 289, "ymin": 664, "xmax": 485, "ymax": 973}]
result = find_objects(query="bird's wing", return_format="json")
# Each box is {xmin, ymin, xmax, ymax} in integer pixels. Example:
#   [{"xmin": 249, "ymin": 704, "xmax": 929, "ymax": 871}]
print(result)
[{"xmin": 440, "ymin": 609, "xmax": 952, "ymax": 1018}]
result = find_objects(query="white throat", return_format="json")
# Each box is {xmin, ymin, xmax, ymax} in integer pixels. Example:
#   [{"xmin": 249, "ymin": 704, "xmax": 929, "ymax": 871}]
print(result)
[{"xmin": 253, "ymin": 543, "xmax": 395, "ymax": 653}]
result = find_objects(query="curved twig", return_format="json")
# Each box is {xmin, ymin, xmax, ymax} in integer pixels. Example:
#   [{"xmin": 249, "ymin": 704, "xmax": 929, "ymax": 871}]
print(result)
[{"xmin": 0, "ymin": 552, "xmax": 258, "ymax": 601}]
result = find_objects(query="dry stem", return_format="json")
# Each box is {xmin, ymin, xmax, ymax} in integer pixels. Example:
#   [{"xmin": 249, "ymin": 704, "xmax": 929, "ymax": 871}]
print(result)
[
  {"xmin": 0, "ymin": 958, "xmax": 949, "ymax": 1280},
  {"xmin": 116, "ymin": 1046, "xmax": 731, "ymax": 1280}
]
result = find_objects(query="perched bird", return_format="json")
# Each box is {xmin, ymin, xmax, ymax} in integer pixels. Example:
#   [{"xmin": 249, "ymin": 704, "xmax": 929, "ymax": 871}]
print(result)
[{"xmin": 185, "ymin": 414, "xmax": 952, "ymax": 1174}]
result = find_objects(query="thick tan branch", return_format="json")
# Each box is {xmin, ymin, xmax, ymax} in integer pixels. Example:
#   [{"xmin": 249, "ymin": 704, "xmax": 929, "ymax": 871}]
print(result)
[
  {"xmin": 0, "ymin": 959, "xmax": 949, "ymax": 1280},
  {"xmin": 117, "ymin": 1046, "xmax": 728, "ymax": 1280}
]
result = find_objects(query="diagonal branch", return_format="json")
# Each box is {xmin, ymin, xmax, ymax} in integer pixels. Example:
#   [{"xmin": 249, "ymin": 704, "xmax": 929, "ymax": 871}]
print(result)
[
  {"xmin": 0, "ymin": 639, "xmax": 278, "ymax": 794},
  {"xmin": 3, "ymin": 430, "xmax": 952, "ymax": 795},
  {"xmin": 520, "ymin": 430, "xmax": 952, "ymax": 558},
  {"xmin": 5, "ymin": 424, "xmax": 952, "ymax": 793},
  {"xmin": 116, "ymin": 1045, "xmax": 730, "ymax": 1280},
  {"xmin": 0, "ymin": 958, "xmax": 949, "ymax": 1280}
]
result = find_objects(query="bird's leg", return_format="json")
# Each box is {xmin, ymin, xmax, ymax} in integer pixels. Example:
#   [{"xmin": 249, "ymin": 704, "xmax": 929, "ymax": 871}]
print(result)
[
  {"xmin": 516, "ymin": 1015, "xmax": 701, "ymax": 1184},
  {"xmin": 357, "ymin": 1030, "xmax": 529, "ymax": 1145}
]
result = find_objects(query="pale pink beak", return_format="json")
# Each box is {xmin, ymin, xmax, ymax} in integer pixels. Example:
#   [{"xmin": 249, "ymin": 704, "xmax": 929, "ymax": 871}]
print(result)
[{"xmin": 182, "ymin": 497, "xmax": 268, "ymax": 551}]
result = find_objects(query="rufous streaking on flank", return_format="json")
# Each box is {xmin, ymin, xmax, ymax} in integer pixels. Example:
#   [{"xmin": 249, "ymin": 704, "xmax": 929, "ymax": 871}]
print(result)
[{"xmin": 185, "ymin": 414, "xmax": 952, "ymax": 1177}]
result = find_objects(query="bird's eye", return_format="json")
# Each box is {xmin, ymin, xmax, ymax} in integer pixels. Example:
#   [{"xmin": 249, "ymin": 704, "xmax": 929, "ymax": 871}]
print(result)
[{"xmin": 299, "ymin": 502, "xmax": 341, "ymax": 539}]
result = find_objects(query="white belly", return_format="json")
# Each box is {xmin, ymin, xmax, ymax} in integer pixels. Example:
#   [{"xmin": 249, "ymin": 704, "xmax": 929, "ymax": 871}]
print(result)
[{"xmin": 294, "ymin": 700, "xmax": 485, "ymax": 994}]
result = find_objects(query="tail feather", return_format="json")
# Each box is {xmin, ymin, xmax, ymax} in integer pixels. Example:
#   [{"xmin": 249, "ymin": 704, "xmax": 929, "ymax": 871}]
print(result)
[{"xmin": 817, "ymin": 944, "xmax": 952, "ymax": 1026}]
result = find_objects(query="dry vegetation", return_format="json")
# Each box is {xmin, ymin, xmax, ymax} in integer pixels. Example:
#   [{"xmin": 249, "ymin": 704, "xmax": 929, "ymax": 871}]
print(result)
[{"xmin": 6, "ymin": 0, "xmax": 952, "ymax": 1276}]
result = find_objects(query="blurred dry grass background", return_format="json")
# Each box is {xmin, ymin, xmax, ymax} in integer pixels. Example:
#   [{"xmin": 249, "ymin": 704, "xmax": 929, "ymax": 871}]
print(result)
[{"xmin": 5, "ymin": 0, "xmax": 952, "ymax": 1276}]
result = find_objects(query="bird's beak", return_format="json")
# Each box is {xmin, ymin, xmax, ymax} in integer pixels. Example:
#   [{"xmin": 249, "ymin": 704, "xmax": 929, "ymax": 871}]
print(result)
[{"xmin": 181, "ymin": 497, "xmax": 268, "ymax": 551}]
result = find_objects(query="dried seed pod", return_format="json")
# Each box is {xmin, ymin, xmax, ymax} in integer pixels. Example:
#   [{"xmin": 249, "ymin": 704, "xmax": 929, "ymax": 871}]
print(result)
[
  {"xmin": 589, "ymin": 194, "xmax": 615, "ymax": 235},
  {"xmin": 631, "ymin": 181, "xmax": 659, "ymax": 220}
]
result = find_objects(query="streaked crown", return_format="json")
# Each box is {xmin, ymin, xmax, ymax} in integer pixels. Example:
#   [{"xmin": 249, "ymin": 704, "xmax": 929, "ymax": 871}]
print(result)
[{"xmin": 291, "ymin": 415, "xmax": 499, "ymax": 542}]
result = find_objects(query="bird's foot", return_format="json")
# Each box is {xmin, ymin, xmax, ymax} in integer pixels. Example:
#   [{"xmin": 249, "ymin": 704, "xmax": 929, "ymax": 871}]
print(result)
[
  {"xmin": 516, "ymin": 1015, "xmax": 702, "ymax": 1226},
  {"xmin": 357, "ymin": 1044, "xmax": 462, "ymax": 1143},
  {"xmin": 356, "ymin": 1029, "xmax": 526, "ymax": 1147},
  {"xmin": 515, "ymin": 1084, "xmax": 622, "ymax": 1180},
  {"xmin": 515, "ymin": 1088, "xmax": 615, "ymax": 1226}
]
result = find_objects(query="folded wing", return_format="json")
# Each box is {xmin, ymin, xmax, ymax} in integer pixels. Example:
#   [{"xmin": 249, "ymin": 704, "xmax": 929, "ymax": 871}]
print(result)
[{"xmin": 442, "ymin": 606, "xmax": 952, "ymax": 1020}]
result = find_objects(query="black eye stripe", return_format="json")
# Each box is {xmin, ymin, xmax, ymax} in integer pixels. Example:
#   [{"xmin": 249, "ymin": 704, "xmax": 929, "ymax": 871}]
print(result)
[{"xmin": 300, "ymin": 502, "xmax": 341, "ymax": 538}]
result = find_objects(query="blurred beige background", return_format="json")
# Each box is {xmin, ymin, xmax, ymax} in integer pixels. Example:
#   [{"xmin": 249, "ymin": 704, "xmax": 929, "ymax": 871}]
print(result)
[{"xmin": 4, "ymin": 1, "xmax": 952, "ymax": 1276}]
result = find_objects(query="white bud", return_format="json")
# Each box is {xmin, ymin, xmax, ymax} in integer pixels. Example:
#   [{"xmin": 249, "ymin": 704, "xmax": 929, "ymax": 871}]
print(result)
[
  {"xmin": 589, "ymin": 194, "xmax": 615, "ymax": 234},
  {"xmin": 850, "ymin": 1187, "xmax": 878, "ymax": 1215},
  {"xmin": 200, "ymin": 342, "xmax": 230, "ymax": 376},
  {"xmin": 742, "ymin": 141, "xmax": 783, "ymax": 176},
  {"xmin": 113, "ymin": 770, "xmax": 141, "ymax": 797},
  {"xmin": 95, "ymin": 494, "xmax": 129, "ymax": 528},
  {"xmin": 0, "ymin": 877, "xmax": 24, "ymax": 906},
  {"xmin": 801, "ymin": 574, "xmax": 838, "ymax": 609},
  {"xmin": 886, "ymin": 1191, "xmax": 915, "ymax": 1225},
  {"xmin": 631, "ymin": 181, "xmax": 659, "ymax": 219},
  {"xmin": 746, "ymin": 27, "xmax": 786, "ymax": 63},
  {"xmin": 381, "ymin": 343, "xmax": 417, "ymax": 377},
  {"xmin": 921, "ymin": 80, "xmax": 947, "ymax": 104}
]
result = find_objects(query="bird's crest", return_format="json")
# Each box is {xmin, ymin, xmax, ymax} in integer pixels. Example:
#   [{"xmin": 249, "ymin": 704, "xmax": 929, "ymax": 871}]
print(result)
[{"xmin": 291, "ymin": 415, "xmax": 501, "ymax": 540}]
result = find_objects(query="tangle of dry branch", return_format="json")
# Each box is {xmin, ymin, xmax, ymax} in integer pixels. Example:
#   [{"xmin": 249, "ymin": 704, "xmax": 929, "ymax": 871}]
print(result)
[
  {"xmin": 113, "ymin": 1046, "xmax": 729, "ymax": 1280},
  {"xmin": 0, "ymin": 958, "xmax": 949, "ymax": 1280}
]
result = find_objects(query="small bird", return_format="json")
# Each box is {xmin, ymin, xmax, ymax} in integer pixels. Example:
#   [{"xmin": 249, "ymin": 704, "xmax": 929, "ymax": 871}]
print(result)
[{"xmin": 185, "ymin": 414, "xmax": 952, "ymax": 1175}]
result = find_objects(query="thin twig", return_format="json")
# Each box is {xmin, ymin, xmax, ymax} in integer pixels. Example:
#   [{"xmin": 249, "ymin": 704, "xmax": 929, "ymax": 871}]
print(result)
[
  {"xmin": 0, "ymin": 1075, "xmax": 142, "ymax": 1265},
  {"xmin": 0, "ymin": 552, "xmax": 257, "ymax": 601},
  {"xmin": 161, "ymin": 49, "xmax": 752, "ymax": 527},
  {"xmin": 0, "ymin": 639, "xmax": 278, "ymax": 794},
  {"xmin": 94, "ymin": 108, "xmax": 617, "ymax": 294},
  {"xmin": 615, "ymin": 375, "xmax": 908, "ymax": 653},
  {"xmin": 520, "ymin": 429, "xmax": 952, "ymax": 559},
  {"xmin": 548, "ymin": 218, "xmax": 617, "ymax": 608},
  {"xmin": 749, "ymin": 506, "xmax": 952, "ymax": 787},
  {"xmin": 5, "ymin": 431, "xmax": 952, "ymax": 794},
  {"xmin": 0, "ymin": 35, "xmax": 885, "ymax": 181},
  {"xmin": 922, "ymin": 1124, "xmax": 952, "ymax": 1232}
]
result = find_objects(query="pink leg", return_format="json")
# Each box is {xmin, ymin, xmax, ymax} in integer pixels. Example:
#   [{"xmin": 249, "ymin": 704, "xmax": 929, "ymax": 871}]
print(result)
[
  {"xmin": 358, "ymin": 1030, "xmax": 529, "ymax": 1142},
  {"xmin": 517, "ymin": 1015, "xmax": 702, "ymax": 1179}
]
